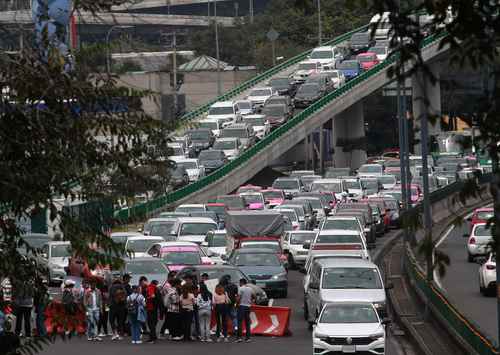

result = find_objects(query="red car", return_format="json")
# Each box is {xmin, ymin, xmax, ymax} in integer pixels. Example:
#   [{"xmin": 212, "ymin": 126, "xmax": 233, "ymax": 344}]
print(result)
[
  {"xmin": 356, "ymin": 52, "xmax": 380, "ymax": 70},
  {"xmin": 468, "ymin": 207, "xmax": 494, "ymax": 233}
]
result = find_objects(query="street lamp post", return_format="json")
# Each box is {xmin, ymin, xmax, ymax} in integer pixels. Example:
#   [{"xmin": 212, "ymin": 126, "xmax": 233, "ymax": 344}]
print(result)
[
  {"xmin": 214, "ymin": 0, "xmax": 222, "ymax": 96},
  {"xmin": 106, "ymin": 25, "xmax": 133, "ymax": 74},
  {"xmin": 317, "ymin": 0, "xmax": 322, "ymax": 46}
]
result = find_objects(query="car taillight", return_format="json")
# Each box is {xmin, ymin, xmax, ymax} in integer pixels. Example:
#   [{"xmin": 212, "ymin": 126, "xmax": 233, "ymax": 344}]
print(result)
[
  {"xmin": 469, "ymin": 237, "xmax": 476, "ymax": 245},
  {"xmin": 486, "ymin": 264, "xmax": 496, "ymax": 270}
]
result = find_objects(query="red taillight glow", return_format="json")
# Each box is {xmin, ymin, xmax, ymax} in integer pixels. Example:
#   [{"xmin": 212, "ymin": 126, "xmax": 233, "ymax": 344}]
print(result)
[
  {"xmin": 469, "ymin": 237, "xmax": 476, "ymax": 245},
  {"xmin": 486, "ymin": 264, "xmax": 496, "ymax": 270}
]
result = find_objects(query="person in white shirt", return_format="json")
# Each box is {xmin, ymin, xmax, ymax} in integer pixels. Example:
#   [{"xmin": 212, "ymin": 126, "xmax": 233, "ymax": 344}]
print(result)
[
  {"xmin": 235, "ymin": 278, "xmax": 255, "ymax": 343},
  {"xmin": 196, "ymin": 283, "xmax": 213, "ymax": 342}
]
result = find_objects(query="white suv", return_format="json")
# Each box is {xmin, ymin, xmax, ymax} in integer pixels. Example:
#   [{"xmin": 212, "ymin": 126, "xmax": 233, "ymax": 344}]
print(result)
[{"xmin": 206, "ymin": 101, "xmax": 241, "ymax": 125}]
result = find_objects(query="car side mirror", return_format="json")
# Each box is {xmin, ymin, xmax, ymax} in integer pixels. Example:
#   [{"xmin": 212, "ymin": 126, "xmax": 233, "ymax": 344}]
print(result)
[
  {"xmin": 385, "ymin": 282, "xmax": 394, "ymax": 290},
  {"xmin": 303, "ymin": 242, "xmax": 311, "ymax": 250}
]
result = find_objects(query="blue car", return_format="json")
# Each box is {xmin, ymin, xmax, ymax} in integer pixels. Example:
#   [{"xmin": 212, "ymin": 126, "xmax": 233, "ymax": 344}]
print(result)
[{"xmin": 337, "ymin": 60, "xmax": 364, "ymax": 81}]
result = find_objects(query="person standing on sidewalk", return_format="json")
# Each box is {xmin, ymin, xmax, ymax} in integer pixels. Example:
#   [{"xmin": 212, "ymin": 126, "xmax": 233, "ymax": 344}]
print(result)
[
  {"xmin": 196, "ymin": 283, "xmax": 212, "ymax": 342},
  {"xmin": 165, "ymin": 278, "xmax": 182, "ymax": 340},
  {"xmin": 146, "ymin": 280, "xmax": 161, "ymax": 344},
  {"xmin": 97, "ymin": 284, "xmax": 110, "ymax": 337},
  {"xmin": 127, "ymin": 285, "xmax": 146, "ymax": 344},
  {"xmin": 235, "ymin": 278, "xmax": 255, "ymax": 343},
  {"xmin": 83, "ymin": 281, "xmax": 102, "ymax": 342},
  {"xmin": 179, "ymin": 285, "xmax": 195, "ymax": 342},
  {"xmin": 108, "ymin": 279, "xmax": 126, "ymax": 340}
]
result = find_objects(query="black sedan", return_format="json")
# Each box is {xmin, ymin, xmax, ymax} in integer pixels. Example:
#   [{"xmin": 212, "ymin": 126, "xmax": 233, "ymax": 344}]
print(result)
[
  {"xmin": 197, "ymin": 149, "xmax": 228, "ymax": 174},
  {"xmin": 293, "ymin": 83, "xmax": 326, "ymax": 108}
]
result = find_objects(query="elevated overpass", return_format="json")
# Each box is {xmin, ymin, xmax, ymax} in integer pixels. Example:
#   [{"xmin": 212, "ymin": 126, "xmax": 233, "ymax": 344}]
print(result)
[
  {"xmin": 116, "ymin": 28, "xmax": 448, "ymax": 221},
  {"xmin": 0, "ymin": 10, "xmax": 234, "ymax": 27}
]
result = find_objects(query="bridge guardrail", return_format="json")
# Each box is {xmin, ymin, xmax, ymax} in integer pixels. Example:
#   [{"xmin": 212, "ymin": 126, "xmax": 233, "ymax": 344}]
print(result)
[{"xmin": 115, "ymin": 31, "xmax": 446, "ymax": 223}]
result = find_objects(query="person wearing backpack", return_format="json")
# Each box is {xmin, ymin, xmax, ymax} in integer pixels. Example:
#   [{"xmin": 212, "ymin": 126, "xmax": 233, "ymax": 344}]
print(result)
[
  {"xmin": 127, "ymin": 285, "xmax": 145, "ymax": 344},
  {"xmin": 109, "ymin": 279, "xmax": 127, "ymax": 340}
]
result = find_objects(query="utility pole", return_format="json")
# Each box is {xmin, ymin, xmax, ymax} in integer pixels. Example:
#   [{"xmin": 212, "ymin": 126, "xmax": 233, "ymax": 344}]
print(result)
[
  {"xmin": 317, "ymin": 0, "xmax": 322, "ymax": 46},
  {"xmin": 214, "ymin": 0, "xmax": 222, "ymax": 96},
  {"xmin": 249, "ymin": 0, "xmax": 254, "ymax": 24},
  {"xmin": 161, "ymin": 31, "xmax": 186, "ymax": 119}
]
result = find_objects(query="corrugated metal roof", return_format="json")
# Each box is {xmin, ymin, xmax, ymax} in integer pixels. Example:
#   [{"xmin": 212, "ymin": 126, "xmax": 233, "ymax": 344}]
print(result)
[{"xmin": 179, "ymin": 55, "xmax": 228, "ymax": 72}]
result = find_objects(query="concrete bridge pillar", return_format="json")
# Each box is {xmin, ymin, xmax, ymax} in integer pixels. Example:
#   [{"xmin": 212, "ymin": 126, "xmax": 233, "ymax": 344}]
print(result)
[
  {"xmin": 333, "ymin": 101, "xmax": 366, "ymax": 170},
  {"xmin": 412, "ymin": 61, "xmax": 442, "ymax": 154}
]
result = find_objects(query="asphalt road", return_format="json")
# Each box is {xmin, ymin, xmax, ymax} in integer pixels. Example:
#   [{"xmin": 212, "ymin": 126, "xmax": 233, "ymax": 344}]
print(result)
[
  {"xmin": 39, "ymin": 250, "xmax": 407, "ymax": 355},
  {"xmin": 438, "ymin": 217, "xmax": 498, "ymax": 343}
]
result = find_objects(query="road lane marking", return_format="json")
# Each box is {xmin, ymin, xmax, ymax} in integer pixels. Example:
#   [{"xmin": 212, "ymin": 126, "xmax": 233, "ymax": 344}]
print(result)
[{"xmin": 434, "ymin": 225, "xmax": 455, "ymax": 290}]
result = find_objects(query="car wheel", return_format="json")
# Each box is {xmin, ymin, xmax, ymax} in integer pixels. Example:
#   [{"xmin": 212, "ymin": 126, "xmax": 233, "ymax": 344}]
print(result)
[
  {"xmin": 288, "ymin": 254, "xmax": 296, "ymax": 270},
  {"xmin": 467, "ymin": 253, "xmax": 474, "ymax": 263}
]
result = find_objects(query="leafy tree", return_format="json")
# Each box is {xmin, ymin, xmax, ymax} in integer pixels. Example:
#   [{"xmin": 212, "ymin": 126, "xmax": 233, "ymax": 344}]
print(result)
[{"xmin": 0, "ymin": 1, "xmax": 173, "ymax": 353}]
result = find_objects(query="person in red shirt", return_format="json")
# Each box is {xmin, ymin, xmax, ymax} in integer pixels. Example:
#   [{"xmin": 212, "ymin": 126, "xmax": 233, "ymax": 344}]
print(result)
[{"xmin": 145, "ymin": 280, "xmax": 161, "ymax": 344}]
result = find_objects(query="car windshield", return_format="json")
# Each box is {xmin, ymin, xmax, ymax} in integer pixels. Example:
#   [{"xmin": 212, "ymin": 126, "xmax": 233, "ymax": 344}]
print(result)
[
  {"xmin": 320, "ymin": 304, "xmax": 379, "ymax": 324},
  {"xmin": 360, "ymin": 165, "xmax": 382, "ymax": 173},
  {"xmin": 199, "ymin": 121, "xmax": 219, "ymax": 130},
  {"xmin": 322, "ymin": 267, "xmax": 382, "ymax": 289},
  {"xmin": 177, "ymin": 161, "xmax": 198, "ymax": 170},
  {"xmin": 127, "ymin": 239, "xmax": 159, "ymax": 253},
  {"xmin": 297, "ymin": 84, "xmax": 319, "ymax": 94},
  {"xmin": 214, "ymin": 140, "xmax": 237, "ymax": 150},
  {"xmin": 311, "ymin": 50, "xmax": 333, "ymax": 59},
  {"xmin": 206, "ymin": 205, "xmax": 225, "ymax": 215},
  {"xmin": 241, "ymin": 242, "xmax": 280, "ymax": 252},
  {"xmin": 378, "ymin": 176, "xmax": 396, "ymax": 185},
  {"xmin": 297, "ymin": 198, "xmax": 322, "ymax": 209},
  {"xmin": 290, "ymin": 233, "xmax": 314, "ymax": 244},
  {"xmin": 352, "ymin": 33, "xmax": 369, "ymax": 42},
  {"xmin": 277, "ymin": 210, "xmax": 298, "ymax": 222},
  {"xmin": 149, "ymin": 222, "xmax": 175, "ymax": 237},
  {"xmin": 477, "ymin": 211, "xmax": 494, "ymax": 220},
  {"xmin": 323, "ymin": 219, "xmax": 360, "ymax": 232},
  {"xmin": 163, "ymin": 251, "xmax": 201, "ymax": 265},
  {"xmin": 474, "ymin": 225, "xmax": 493, "ymax": 236},
  {"xmin": 310, "ymin": 182, "xmax": 342, "ymax": 193},
  {"xmin": 111, "ymin": 235, "xmax": 129, "ymax": 244},
  {"xmin": 23, "ymin": 235, "xmax": 50, "ymax": 249},
  {"xmin": 269, "ymin": 78, "xmax": 290, "ymax": 86},
  {"xmin": 208, "ymin": 234, "xmax": 226, "ymax": 247},
  {"xmin": 267, "ymin": 98, "xmax": 287, "ymax": 106},
  {"xmin": 199, "ymin": 151, "xmax": 223, "ymax": 160},
  {"xmin": 338, "ymin": 61, "xmax": 359, "ymax": 70},
  {"xmin": 170, "ymin": 147, "xmax": 184, "ymax": 156},
  {"xmin": 263, "ymin": 106, "xmax": 286, "ymax": 116},
  {"xmin": 242, "ymin": 194, "xmax": 264, "ymax": 205},
  {"xmin": 234, "ymin": 253, "xmax": 280, "ymax": 266},
  {"xmin": 245, "ymin": 117, "xmax": 266, "ymax": 126},
  {"xmin": 188, "ymin": 131, "xmax": 210, "ymax": 140},
  {"xmin": 358, "ymin": 54, "xmax": 376, "ymax": 62},
  {"xmin": 217, "ymin": 196, "xmax": 245, "ymax": 209},
  {"xmin": 262, "ymin": 190, "xmax": 284, "ymax": 199},
  {"xmin": 361, "ymin": 179, "xmax": 378, "ymax": 189},
  {"xmin": 370, "ymin": 47, "xmax": 386, "ymax": 54},
  {"xmin": 250, "ymin": 89, "xmax": 271, "ymax": 96},
  {"xmin": 273, "ymin": 179, "xmax": 299, "ymax": 190},
  {"xmin": 180, "ymin": 223, "xmax": 216, "ymax": 236},
  {"xmin": 317, "ymin": 234, "xmax": 362, "ymax": 244},
  {"xmin": 236, "ymin": 101, "xmax": 252, "ymax": 110},
  {"xmin": 298, "ymin": 63, "xmax": 317, "ymax": 70},
  {"xmin": 344, "ymin": 180, "xmax": 361, "ymax": 189},
  {"xmin": 208, "ymin": 107, "xmax": 234, "ymax": 115},
  {"xmin": 176, "ymin": 206, "xmax": 205, "ymax": 213},
  {"xmin": 222, "ymin": 128, "xmax": 249, "ymax": 139},
  {"xmin": 51, "ymin": 244, "xmax": 71, "ymax": 258},
  {"xmin": 126, "ymin": 259, "xmax": 167, "ymax": 274}
]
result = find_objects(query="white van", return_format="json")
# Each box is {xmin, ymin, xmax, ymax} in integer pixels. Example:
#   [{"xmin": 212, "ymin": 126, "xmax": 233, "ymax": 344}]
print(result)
[{"xmin": 369, "ymin": 12, "xmax": 392, "ymax": 40}]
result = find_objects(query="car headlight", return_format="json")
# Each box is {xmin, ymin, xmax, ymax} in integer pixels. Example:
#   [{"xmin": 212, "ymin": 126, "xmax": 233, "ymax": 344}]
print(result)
[
  {"xmin": 272, "ymin": 272, "xmax": 287, "ymax": 280},
  {"xmin": 369, "ymin": 332, "xmax": 384, "ymax": 341}
]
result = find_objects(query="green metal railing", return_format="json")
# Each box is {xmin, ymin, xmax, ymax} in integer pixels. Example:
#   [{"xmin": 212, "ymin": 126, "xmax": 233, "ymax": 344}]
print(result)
[
  {"xmin": 116, "ymin": 32, "xmax": 446, "ymax": 222},
  {"xmin": 180, "ymin": 24, "xmax": 370, "ymax": 122},
  {"xmin": 407, "ymin": 250, "xmax": 498, "ymax": 354}
]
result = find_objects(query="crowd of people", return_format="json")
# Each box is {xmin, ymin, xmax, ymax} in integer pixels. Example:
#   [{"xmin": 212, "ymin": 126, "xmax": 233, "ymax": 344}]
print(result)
[{"xmin": 0, "ymin": 270, "xmax": 256, "ymax": 346}]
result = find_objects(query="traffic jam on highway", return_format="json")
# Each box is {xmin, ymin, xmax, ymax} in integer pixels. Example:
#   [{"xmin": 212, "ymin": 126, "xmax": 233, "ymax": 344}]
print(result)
[{"xmin": 4, "ymin": 145, "xmax": 490, "ymax": 354}]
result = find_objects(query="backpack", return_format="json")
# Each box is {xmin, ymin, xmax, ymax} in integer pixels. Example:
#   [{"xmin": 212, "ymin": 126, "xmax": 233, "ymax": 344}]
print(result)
[
  {"xmin": 225, "ymin": 283, "xmax": 238, "ymax": 306},
  {"xmin": 127, "ymin": 295, "xmax": 139, "ymax": 316},
  {"xmin": 114, "ymin": 287, "xmax": 127, "ymax": 304}
]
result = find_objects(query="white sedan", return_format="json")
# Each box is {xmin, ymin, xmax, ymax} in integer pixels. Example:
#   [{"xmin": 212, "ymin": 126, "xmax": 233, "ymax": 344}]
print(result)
[
  {"xmin": 479, "ymin": 253, "xmax": 496, "ymax": 296},
  {"xmin": 170, "ymin": 157, "xmax": 206, "ymax": 182},
  {"xmin": 313, "ymin": 302, "xmax": 388, "ymax": 355},
  {"xmin": 467, "ymin": 223, "xmax": 492, "ymax": 262}
]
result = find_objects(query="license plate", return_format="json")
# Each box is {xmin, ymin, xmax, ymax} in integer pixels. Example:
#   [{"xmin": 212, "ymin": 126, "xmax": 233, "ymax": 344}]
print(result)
[{"xmin": 342, "ymin": 345, "xmax": 356, "ymax": 353}]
